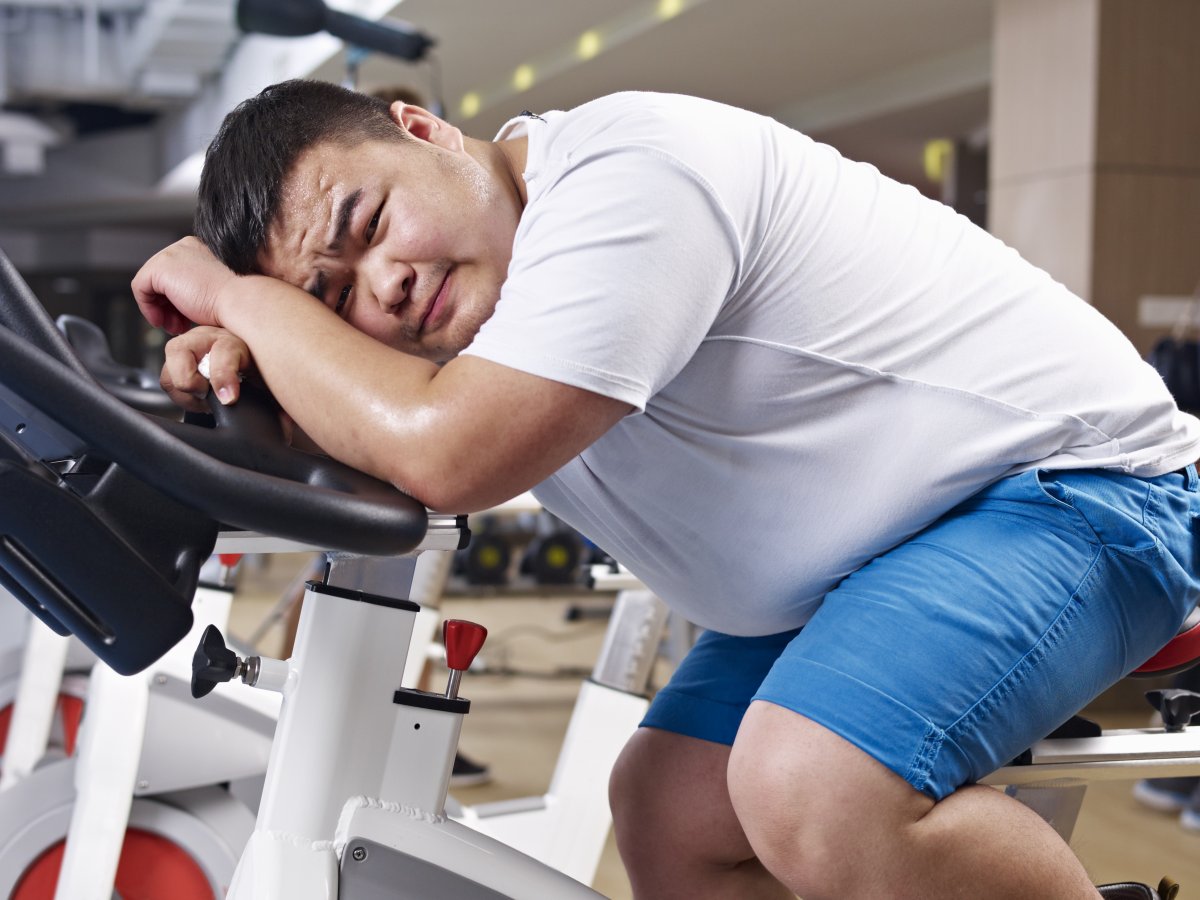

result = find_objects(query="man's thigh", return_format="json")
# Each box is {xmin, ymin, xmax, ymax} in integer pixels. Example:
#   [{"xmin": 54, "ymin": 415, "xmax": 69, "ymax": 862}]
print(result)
[
  {"xmin": 754, "ymin": 467, "xmax": 1199, "ymax": 799},
  {"xmin": 642, "ymin": 467, "xmax": 1199, "ymax": 800}
]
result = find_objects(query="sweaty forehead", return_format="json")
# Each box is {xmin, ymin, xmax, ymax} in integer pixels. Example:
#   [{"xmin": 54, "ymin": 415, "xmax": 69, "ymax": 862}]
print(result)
[{"xmin": 258, "ymin": 149, "xmax": 337, "ymax": 286}]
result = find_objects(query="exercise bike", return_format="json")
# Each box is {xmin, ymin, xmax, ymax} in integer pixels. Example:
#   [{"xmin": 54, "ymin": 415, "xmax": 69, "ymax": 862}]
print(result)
[
  {"xmin": 0, "ymin": 563, "xmax": 276, "ymax": 899},
  {"xmin": 0, "ymin": 314, "xmax": 283, "ymax": 897},
  {"xmin": 0, "ymin": 320, "xmax": 660, "ymax": 897},
  {"xmin": 0, "ymin": 315, "xmax": 166, "ymax": 790},
  {"xmin": 0, "ymin": 595, "xmax": 91, "ymax": 791}
]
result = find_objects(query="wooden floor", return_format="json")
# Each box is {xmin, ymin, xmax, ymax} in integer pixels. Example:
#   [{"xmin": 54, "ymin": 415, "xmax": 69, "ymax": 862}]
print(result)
[{"xmin": 231, "ymin": 555, "xmax": 1200, "ymax": 899}]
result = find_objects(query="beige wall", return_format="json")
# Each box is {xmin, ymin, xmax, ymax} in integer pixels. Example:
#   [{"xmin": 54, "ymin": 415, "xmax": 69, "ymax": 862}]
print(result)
[{"xmin": 989, "ymin": 0, "xmax": 1200, "ymax": 352}]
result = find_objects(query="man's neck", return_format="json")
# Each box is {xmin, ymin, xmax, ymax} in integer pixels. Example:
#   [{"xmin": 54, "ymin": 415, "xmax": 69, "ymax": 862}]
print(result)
[{"xmin": 478, "ymin": 135, "xmax": 529, "ymax": 209}]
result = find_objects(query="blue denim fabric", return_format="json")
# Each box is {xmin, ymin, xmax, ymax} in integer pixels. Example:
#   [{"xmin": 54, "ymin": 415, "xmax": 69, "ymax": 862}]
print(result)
[{"xmin": 642, "ymin": 466, "xmax": 1200, "ymax": 799}]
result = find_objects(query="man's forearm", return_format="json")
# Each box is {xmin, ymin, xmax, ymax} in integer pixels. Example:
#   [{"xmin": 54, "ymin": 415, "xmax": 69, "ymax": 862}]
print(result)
[
  {"xmin": 204, "ymin": 273, "xmax": 631, "ymax": 514},
  {"xmin": 131, "ymin": 236, "xmax": 587, "ymax": 511},
  {"xmin": 215, "ymin": 275, "xmax": 441, "ymax": 494}
]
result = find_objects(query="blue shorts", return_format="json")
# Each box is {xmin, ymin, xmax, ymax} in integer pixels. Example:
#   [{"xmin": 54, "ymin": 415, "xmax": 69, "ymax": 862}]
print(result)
[{"xmin": 642, "ymin": 466, "xmax": 1200, "ymax": 800}]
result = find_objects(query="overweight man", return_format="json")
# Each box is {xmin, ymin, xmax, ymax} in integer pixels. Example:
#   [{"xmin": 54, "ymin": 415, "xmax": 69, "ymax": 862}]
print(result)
[{"xmin": 133, "ymin": 79, "xmax": 1200, "ymax": 899}]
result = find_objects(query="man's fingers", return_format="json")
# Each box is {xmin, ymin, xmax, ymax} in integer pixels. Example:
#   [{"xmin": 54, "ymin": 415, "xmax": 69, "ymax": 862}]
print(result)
[
  {"xmin": 158, "ymin": 367, "xmax": 209, "ymax": 413},
  {"xmin": 204, "ymin": 340, "xmax": 250, "ymax": 406},
  {"xmin": 138, "ymin": 295, "xmax": 191, "ymax": 335},
  {"xmin": 163, "ymin": 342, "xmax": 210, "ymax": 401},
  {"xmin": 131, "ymin": 237, "xmax": 229, "ymax": 334},
  {"xmin": 162, "ymin": 309, "xmax": 195, "ymax": 336},
  {"xmin": 159, "ymin": 326, "xmax": 252, "ymax": 412},
  {"xmin": 131, "ymin": 255, "xmax": 185, "ymax": 333}
]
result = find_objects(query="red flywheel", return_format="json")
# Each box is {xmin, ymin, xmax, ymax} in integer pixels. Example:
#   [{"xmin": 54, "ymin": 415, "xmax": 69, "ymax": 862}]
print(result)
[{"xmin": 12, "ymin": 829, "xmax": 213, "ymax": 900}]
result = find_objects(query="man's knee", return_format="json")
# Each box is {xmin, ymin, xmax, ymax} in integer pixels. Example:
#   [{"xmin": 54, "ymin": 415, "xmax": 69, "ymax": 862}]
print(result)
[
  {"xmin": 728, "ymin": 701, "xmax": 933, "ymax": 895},
  {"xmin": 609, "ymin": 727, "xmax": 755, "ymax": 869},
  {"xmin": 608, "ymin": 728, "xmax": 658, "ymax": 845},
  {"xmin": 726, "ymin": 720, "xmax": 830, "ymax": 889},
  {"xmin": 608, "ymin": 727, "xmax": 711, "ymax": 850}
]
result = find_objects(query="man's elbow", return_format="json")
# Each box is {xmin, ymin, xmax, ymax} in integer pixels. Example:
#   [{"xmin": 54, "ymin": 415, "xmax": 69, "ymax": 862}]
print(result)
[{"xmin": 391, "ymin": 460, "xmax": 510, "ymax": 515}]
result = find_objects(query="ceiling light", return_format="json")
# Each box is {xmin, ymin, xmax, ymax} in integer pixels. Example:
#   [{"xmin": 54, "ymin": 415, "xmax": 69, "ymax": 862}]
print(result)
[
  {"xmin": 513, "ymin": 65, "xmax": 536, "ymax": 92},
  {"xmin": 578, "ymin": 30, "xmax": 603, "ymax": 60},
  {"xmin": 923, "ymin": 139, "xmax": 953, "ymax": 183},
  {"xmin": 658, "ymin": 0, "xmax": 684, "ymax": 20},
  {"xmin": 456, "ymin": 0, "xmax": 713, "ymax": 123},
  {"xmin": 460, "ymin": 93, "xmax": 482, "ymax": 118}
]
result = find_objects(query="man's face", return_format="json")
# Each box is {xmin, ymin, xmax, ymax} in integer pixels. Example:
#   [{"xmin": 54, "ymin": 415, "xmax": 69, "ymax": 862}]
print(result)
[{"xmin": 259, "ymin": 133, "xmax": 520, "ymax": 363}]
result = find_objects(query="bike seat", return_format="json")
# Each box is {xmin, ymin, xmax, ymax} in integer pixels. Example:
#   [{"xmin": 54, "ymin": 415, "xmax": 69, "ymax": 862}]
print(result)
[
  {"xmin": 1134, "ymin": 605, "xmax": 1200, "ymax": 677},
  {"xmin": 0, "ymin": 247, "xmax": 427, "ymax": 675}
]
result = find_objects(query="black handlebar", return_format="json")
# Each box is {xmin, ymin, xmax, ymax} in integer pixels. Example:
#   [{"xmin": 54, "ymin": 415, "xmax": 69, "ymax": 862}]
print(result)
[
  {"xmin": 56, "ymin": 315, "xmax": 180, "ymax": 418},
  {"xmin": 0, "ymin": 253, "xmax": 91, "ymax": 380},
  {"xmin": 0, "ymin": 246, "xmax": 428, "ymax": 673},
  {"xmin": 0, "ymin": 329, "xmax": 427, "ymax": 553}
]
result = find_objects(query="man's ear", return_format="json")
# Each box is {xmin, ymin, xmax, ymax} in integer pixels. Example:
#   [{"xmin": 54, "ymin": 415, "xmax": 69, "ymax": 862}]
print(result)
[{"xmin": 388, "ymin": 101, "xmax": 465, "ymax": 153}]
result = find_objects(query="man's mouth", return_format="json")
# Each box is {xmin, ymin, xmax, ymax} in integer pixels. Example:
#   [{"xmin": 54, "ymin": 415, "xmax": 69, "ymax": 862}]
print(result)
[{"xmin": 420, "ymin": 268, "xmax": 453, "ymax": 333}]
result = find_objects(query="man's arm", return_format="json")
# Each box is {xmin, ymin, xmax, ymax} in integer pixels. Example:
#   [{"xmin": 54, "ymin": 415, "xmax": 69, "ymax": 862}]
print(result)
[
  {"xmin": 228, "ymin": 279, "xmax": 628, "ymax": 510},
  {"xmin": 134, "ymin": 240, "xmax": 631, "ymax": 512}
]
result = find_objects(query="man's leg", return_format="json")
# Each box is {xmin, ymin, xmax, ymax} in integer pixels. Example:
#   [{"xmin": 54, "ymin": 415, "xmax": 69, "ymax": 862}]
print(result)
[
  {"xmin": 610, "ymin": 726, "xmax": 793, "ymax": 899},
  {"xmin": 608, "ymin": 625, "xmax": 804, "ymax": 899},
  {"xmin": 729, "ymin": 702, "xmax": 1098, "ymax": 900},
  {"xmin": 717, "ymin": 467, "xmax": 1198, "ymax": 900}
]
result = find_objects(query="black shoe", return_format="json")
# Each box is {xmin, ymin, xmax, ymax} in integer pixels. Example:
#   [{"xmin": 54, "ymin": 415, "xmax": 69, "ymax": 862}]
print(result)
[
  {"xmin": 450, "ymin": 751, "xmax": 492, "ymax": 787},
  {"xmin": 1133, "ymin": 777, "xmax": 1200, "ymax": 812},
  {"xmin": 1098, "ymin": 877, "xmax": 1180, "ymax": 900}
]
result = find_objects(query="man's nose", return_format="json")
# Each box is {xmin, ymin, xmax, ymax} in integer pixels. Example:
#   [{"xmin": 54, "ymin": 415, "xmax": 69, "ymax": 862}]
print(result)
[{"xmin": 364, "ymin": 258, "xmax": 413, "ymax": 315}]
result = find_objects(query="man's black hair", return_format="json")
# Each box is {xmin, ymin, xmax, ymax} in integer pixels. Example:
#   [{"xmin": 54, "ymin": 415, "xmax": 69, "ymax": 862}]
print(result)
[{"xmin": 195, "ymin": 79, "xmax": 408, "ymax": 275}]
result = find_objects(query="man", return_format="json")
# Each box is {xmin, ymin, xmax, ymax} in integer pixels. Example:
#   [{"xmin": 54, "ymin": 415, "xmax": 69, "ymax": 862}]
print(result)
[{"xmin": 133, "ymin": 79, "xmax": 1200, "ymax": 899}]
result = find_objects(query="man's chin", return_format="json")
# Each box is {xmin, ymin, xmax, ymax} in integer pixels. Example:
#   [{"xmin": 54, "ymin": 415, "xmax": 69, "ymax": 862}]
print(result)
[
  {"xmin": 400, "ymin": 340, "xmax": 462, "ymax": 366},
  {"xmin": 405, "ymin": 304, "xmax": 491, "ymax": 363}
]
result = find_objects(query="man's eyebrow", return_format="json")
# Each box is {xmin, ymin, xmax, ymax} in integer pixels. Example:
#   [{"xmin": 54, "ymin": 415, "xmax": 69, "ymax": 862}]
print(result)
[
  {"xmin": 306, "ymin": 270, "xmax": 328, "ymax": 302},
  {"xmin": 302, "ymin": 188, "xmax": 362, "ymax": 301},
  {"xmin": 328, "ymin": 188, "xmax": 364, "ymax": 253}
]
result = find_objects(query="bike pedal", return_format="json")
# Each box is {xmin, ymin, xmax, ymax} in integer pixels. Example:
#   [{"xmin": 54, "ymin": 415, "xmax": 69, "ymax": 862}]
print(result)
[{"xmin": 1096, "ymin": 876, "xmax": 1180, "ymax": 900}]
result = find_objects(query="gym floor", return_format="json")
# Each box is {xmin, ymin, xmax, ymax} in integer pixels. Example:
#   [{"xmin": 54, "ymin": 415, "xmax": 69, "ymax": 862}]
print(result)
[{"xmin": 230, "ymin": 554, "xmax": 1200, "ymax": 899}]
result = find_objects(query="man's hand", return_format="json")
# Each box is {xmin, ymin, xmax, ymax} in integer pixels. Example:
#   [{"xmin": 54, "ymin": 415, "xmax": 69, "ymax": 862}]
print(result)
[
  {"xmin": 162, "ymin": 326, "xmax": 253, "ymax": 412},
  {"xmin": 132, "ymin": 237, "xmax": 239, "ymax": 335}
]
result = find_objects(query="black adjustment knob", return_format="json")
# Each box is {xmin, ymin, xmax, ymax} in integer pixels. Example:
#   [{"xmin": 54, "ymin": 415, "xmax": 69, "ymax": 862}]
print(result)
[
  {"xmin": 1146, "ymin": 689, "xmax": 1200, "ymax": 732},
  {"xmin": 191, "ymin": 624, "xmax": 240, "ymax": 699}
]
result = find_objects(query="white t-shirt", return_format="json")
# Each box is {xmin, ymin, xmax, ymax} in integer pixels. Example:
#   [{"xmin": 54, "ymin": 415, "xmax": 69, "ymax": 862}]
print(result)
[{"xmin": 463, "ymin": 92, "xmax": 1200, "ymax": 636}]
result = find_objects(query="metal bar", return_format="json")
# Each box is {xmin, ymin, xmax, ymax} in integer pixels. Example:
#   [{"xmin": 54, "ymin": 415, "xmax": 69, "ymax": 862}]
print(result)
[{"xmin": 985, "ymin": 728, "xmax": 1200, "ymax": 786}]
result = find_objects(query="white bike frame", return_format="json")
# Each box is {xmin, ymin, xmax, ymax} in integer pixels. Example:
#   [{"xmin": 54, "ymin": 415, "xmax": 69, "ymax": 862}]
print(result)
[
  {"xmin": 220, "ymin": 517, "xmax": 666, "ymax": 899},
  {"xmin": 51, "ymin": 569, "xmax": 279, "ymax": 900},
  {"xmin": 986, "ymin": 723, "xmax": 1200, "ymax": 842}
]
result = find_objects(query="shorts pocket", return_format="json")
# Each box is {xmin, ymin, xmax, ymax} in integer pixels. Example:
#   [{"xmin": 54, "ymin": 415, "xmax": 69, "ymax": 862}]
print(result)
[
  {"xmin": 1033, "ymin": 469, "xmax": 1078, "ymax": 512},
  {"xmin": 1029, "ymin": 469, "xmax": 1096, "ymax": 543}
]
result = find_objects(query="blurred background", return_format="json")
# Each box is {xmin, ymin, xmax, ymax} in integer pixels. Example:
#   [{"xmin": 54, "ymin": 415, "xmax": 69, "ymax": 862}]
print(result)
[
  {"xmin": 1, "ymin": 1, "xmax": 1199, "ymax": 895},
  {"xmin": 1, "ymin": 0, "xmax": 1196, "ymax": 372}
]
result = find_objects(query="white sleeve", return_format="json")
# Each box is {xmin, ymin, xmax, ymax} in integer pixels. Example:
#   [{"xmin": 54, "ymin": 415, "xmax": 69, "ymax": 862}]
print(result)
[{"xmin": 462, "ymin": 147, "xmax": 741, "ymax": 410}]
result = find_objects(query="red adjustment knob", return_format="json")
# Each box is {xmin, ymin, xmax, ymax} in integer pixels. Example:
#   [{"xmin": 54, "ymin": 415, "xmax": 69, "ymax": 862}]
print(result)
[
  {"xmin": 444, "ymin": 619, "xmax": 488, "ymax": 671},
  {"xmin": 218, "ymin": 554, "xmax": 243, "ymax": 568},
  {"xmin": 443, "ymin": 620, "xmax": 487, "ymax": 700}
]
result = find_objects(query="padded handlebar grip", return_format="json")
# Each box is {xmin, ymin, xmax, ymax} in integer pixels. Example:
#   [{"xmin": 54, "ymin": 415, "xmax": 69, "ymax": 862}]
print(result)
[{"xmin": 56, "ymin": 315, "xmax": 179, "ymax": 418}]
